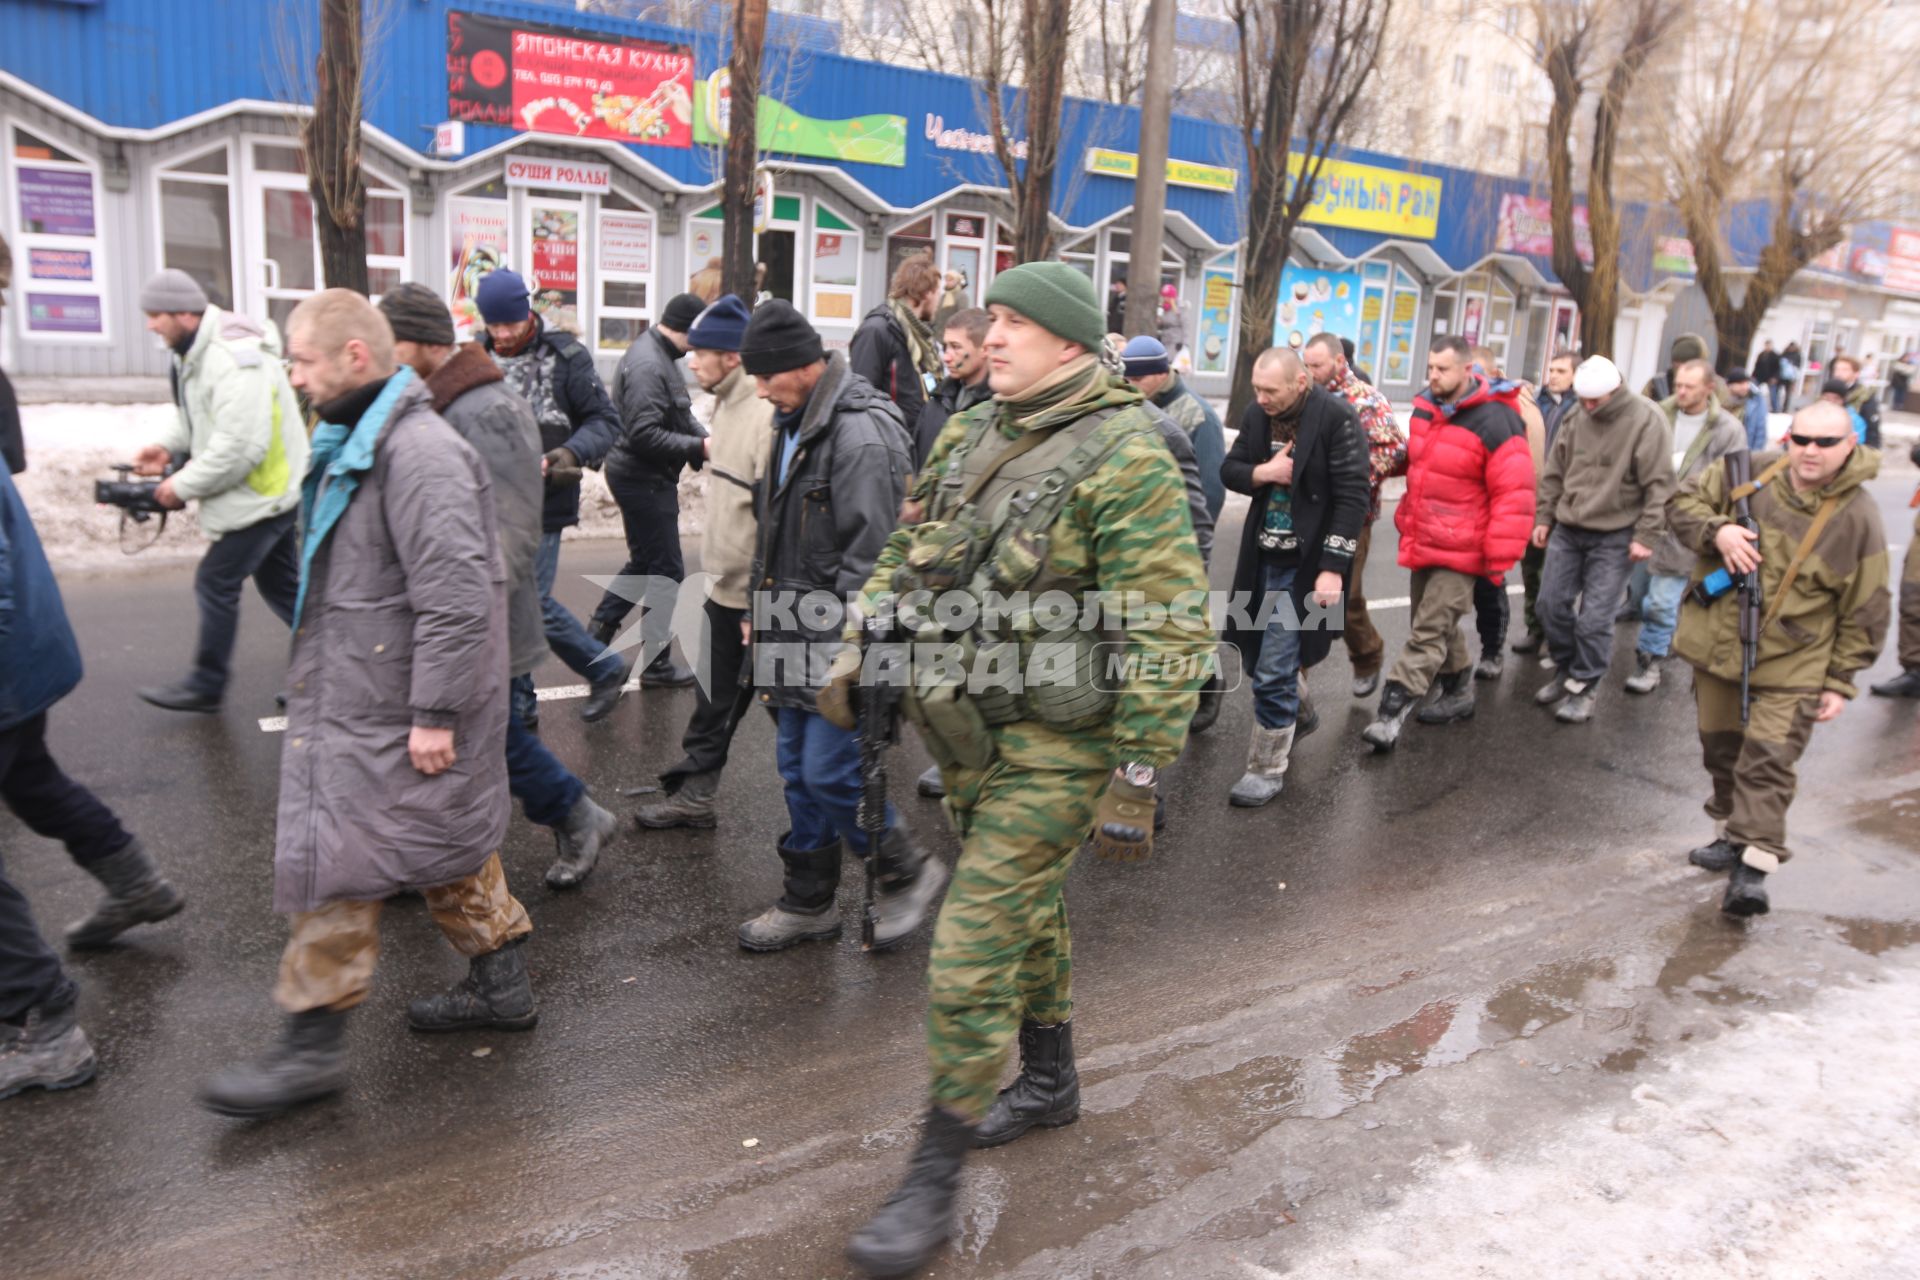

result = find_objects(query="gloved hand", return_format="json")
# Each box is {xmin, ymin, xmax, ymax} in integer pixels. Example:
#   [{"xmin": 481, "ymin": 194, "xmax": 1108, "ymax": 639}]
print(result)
[
  {"xmin": 815, "ymin": 642, "xmax": 863, "ymax": 731},
  {"xmin": 543, "ymin": 446, "xmax": 581, "ymax": 488},
  {"xmin": 1088, "ymin": 766, "xmax": 1155, "ymax": 862}
]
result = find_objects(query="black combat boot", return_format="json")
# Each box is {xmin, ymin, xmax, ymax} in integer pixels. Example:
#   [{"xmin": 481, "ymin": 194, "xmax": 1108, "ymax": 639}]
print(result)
[
  {"xmin": 547, "ymin": 793, "xmax": 619, "ymax": 889},
  {"xmin": 197, "ymin": 1008, "xmax": 348, "ymax": 1117},
  {"xmin": 1416, "ymin": 667, "xmax": 1476, "ymax": 724},
  {"xmin": 846, "ymin": 1106, "xmax": 973, "ymax": 1278},
  {"xmin": 407, "ymin": 937, "xmax": 538, "ymax": 1032},
  {"xmin": 1870, "ymin": 668, "xmax": 1920, "ymax": 698},
  {"xmin": 1188, "ymin": 670, "xmax": 1224, "ymax": 734},
  {"xmin": 634, "ymin": 771, "xmax": 720, "ymax": 829},
  {"xmin": 1361, "ymin": 680, "xmax": 1416, "ymax": 752},
  {"xmin": 739, "ymin": 838, "xmax": 843, "ymax": 951},
  {"xmin": 65, "ymin": 839, "xmax": 184, "ymax": 949},
  {"xmin": 869, "ymin": 827, "xmax": 950, "ymax": 952},
  {"xmin": 973, "ymin": 1021, "xmax": 1080, "ymax": 1148},
  {"xmin": 579, "ymin": 664, "xmax": 629, "ymax": 723},
  {"xmin": 1688, "ymin": 836, "xmax": 1744, "ymax": 873},
  {"xmin": 1722, "ymin": 860, "xmax": 1770, "ymax": 917}
]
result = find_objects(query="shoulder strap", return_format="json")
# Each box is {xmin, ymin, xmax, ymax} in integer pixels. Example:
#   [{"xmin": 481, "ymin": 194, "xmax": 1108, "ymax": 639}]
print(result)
[
  {"xmin": 998, "ymin": 407, "xmax": 1144, "ymax": 538},
  {"xmin": 1730, "ymin": 455, "xmax": 1791, "ymax": 503},
  {"xmin": 1759, "ymin": 493, "xmax": 1843, "ymax": 635}
]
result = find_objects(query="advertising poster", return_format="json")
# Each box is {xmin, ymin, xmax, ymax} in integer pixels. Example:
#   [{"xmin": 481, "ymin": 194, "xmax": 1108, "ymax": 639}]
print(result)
[
  {"xmin": 1495, "ymin": 194, "xmax": 1593, "ymax": 265},
  {"xmin": 27, "ymin": 247, "xmax": 93, "ymax": 283},
  {"xmin": 16, "ymin": 166, "xmax": 95, "ymax": 236},
  {"xmin": 1197, "ymin": 267, "xmax": 1235, "ymax": 374},
  {"xmin": 1384, "ymin": 292, "xmax": 1419, "ymax": 385},
  {"xmin": 599, "ymin": 212, "xmax": 653, "ymax": 274},
  {"xmin": 814, "ymin": 232, "xmax": 858, "ymax": 289},
  {"xmin": 529, "ymin": 205, "xmax": 581, "ymax": 334},
  {"xmin": 447, "ymin": 198, "xmax": 510, "ymax": 336},
  {"xmin": 1460, "ymin": 295, "xmax": 1486, "ymax": 347},
  {"xmin": 1357, "ymin": 289, "xmax": 1384, "ymax": 379},
  {"xmin": 1272, "ymin": 264, "xmax": 1365, "ymax": 352},
  {"xmin": 26, "ymin": 292, "xmax": 103, "ymax": 335},
  {"xmin": 447, "ymin": 10, "xmax": 692, "ymax": 148},
  {"xmin": 693, "ymin": 70, "xmax": 906, "ymax": 168}
]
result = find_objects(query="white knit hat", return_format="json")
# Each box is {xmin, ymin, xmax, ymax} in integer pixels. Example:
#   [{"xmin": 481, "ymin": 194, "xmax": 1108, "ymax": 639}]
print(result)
[{"xmin": 1572, "ymin": 355, "xmax": 1623, "ymax": 399}]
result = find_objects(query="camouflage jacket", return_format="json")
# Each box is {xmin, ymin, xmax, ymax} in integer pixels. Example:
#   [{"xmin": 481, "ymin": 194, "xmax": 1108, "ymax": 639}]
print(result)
[
  {"xmin": 867, "ymin": 361, "xmax": 1208, "ymax": 772},
  {"xmin": 1670, "ymin": 447, "xmax": 1889, "ymax": 697}
]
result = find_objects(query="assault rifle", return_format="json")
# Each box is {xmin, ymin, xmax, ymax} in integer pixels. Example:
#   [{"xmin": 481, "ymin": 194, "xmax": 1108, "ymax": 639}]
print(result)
[
  {"xmin": 855, "ymin": 617, "xmax": 903, "ymax": 949},
  {"xmin": 1726, "ymin": 449, "xmax": 1764, "ymax": 725}
]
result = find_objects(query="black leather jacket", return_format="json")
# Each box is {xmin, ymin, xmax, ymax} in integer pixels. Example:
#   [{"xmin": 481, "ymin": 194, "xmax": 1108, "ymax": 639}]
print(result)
[{"xmin": 607, "ymin": 326, "xmax": 706, "ymax": 484}]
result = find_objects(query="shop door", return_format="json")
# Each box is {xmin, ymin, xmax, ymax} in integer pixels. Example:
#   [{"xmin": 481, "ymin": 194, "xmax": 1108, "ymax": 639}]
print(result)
[{"xmin": 251, "ymin": 176, "xmax": 321, "ymax": 335}]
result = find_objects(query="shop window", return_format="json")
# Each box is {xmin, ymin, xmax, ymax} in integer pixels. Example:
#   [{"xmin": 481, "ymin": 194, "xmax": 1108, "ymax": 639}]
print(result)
[
  {"xmin": 597, "ymin": 191, "xmax": 656, "ymax": 352},
  {"xmin": 254, "ymin": 143, "xmax": 306, "ymax": 175},
  {"xmin": 688, "ymin": 199, "xmax": 799, "ymax": 307},
  {"xmin": 527, "ymin": 200, "xmax": 584, "ymax": 335},
  {"xmin": 994, "ymin": 223, "xmax": 1015, "ymax": 278},
  {"xmin": 1194, "ymin": 252, "xmax": 1237, "ymax": 375},
  {"xmin": 448, "ymin": 188, "xmax": 511, "ymax": 338},
  {"xmin": 12, "ymin": 129, "xmax": 83, "ymax": 165},
  {"xmin": 1385, "ymin": 286, "xmax": 1422, "ymax": 384},
  {"xmin": 170, "ymin": 149, "xmax": 228, "ymax": 177},
  {"xmin": 810, "ymin": 202, "xmax": 860, "ymax": 325},
  {"xmin": 159, "ymin": 145, "xmax": 235, "ymax": 310},
  {"xmin": 10, "ymin": 126, "xmax": 109, "ymax": 341},
  {"xmin": 887, "ymin": 214, "xmax": 935, "ymax": 286}
]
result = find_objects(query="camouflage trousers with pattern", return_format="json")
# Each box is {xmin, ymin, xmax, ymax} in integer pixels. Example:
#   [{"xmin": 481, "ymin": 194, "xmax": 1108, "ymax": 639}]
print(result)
[
  {"xmin": 927, "ymin": 757, "xmax": 1109, "ymax": 1121},
  {"xmin": 1899, "ymin": 525, "xmax": 1920, "ymax": 670},
  {"xmin": 1693, "ymin": 672, "xmax": 1819, "ymax": 874},
  {"xmin": 272, "ymin": 852, "xmax": 532, "ymax": 1013}
]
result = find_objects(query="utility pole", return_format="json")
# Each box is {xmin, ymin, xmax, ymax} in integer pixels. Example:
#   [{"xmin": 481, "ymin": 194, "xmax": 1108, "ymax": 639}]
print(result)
[
  {"xmin": 1124, "ymin": 0, "xmax": 1176, "ymax": 338},
  {"xmin": 722, "ymin": 0, "xmax": 769, "ymax": 301}
]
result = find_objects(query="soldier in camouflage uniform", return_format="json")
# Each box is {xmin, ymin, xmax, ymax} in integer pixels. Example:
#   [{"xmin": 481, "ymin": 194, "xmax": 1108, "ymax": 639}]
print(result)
[
  {"xmin": 1868, "ymin": 438, "xmax": 1920, "ymax": 699},
  {"xmin": 829, "ymin": 263, "xmax": 1208, "ymax": 1277},
  {"xmin": 1668, "ymin": 402, "xmax": 1889, "ymax": 916}
]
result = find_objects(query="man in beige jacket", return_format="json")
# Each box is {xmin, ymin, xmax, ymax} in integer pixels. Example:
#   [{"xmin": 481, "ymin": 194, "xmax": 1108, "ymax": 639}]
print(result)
[{"xmin": 633, "ymin": 295, "xmax": 772, "ymax": 830}]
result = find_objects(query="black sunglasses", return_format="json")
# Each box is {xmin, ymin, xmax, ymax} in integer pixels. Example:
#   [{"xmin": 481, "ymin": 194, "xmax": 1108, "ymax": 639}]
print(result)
[{"xmin": 1787, "ymin": 433, "xmax": 1848, "ymax": 448}]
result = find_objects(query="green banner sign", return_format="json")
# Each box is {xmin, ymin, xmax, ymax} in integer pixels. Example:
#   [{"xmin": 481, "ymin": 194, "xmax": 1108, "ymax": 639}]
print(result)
[{"xmin": 693, "ymin": 69, "xmax": 906, "ymax": 168}]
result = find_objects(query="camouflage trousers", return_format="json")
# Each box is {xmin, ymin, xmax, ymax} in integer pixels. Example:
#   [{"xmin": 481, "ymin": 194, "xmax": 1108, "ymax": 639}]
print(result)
[
  {"xmin": 927, "ymin": 758, "xmax": 1109, "ymax": 1121},
  {"xmin": 272, "ymin": 852, "xmax": 532, "ymax": 1014},
  {"xmin": 1694, "ymin": 672, "xmax": 1819, "ymax": 874},
  {"xmin": 1898, "ymin": 527, "xmax": 1920, "ymax": 670}
]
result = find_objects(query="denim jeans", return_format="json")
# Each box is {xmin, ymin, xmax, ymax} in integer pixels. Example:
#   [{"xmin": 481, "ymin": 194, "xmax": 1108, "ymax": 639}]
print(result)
[
  {"xmin": 186, "ymin": 509, "xmax": 299, "ymax": 698},
  {"xmin": 504, "ymin": 684, "xmax": 584, "ymax": 828},
  {"xmin": 1636, "ymin": 573, "xmax": 1690, "ymax": 659},
  {"xmin": 588, "ymin": 468, "xmax": 684, "ymax": 641},
  {"xmin": 1251, "ymin": 562, "xmax": 1303, "ymax": 730},
  {"xmin": 1539, "ymin": 525, "xmax": 1635, "ymax": 682},
  {"xmin": 535, "ymin": 531, "xmax": 623, "ymax": 686},
  {"xmin": 775, "ymin": 706, "xmax": 895, "ymax": 856}
]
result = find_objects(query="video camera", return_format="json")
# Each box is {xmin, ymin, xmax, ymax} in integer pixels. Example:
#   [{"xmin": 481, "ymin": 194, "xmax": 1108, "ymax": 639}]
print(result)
[{"xmin": 94, "ymin": 463, "xmax": 171, "ymax": 522}]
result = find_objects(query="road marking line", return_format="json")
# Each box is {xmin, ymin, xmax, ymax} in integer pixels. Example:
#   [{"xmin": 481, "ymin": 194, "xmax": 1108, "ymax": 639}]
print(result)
[{"xmin": 258, "ymin": 675, "xmax": 643, "ymax": 734}]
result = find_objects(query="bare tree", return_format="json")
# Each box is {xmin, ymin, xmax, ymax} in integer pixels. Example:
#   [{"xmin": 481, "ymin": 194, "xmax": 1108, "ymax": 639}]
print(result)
[
  {"xmin": 1533, "ymin": 0, "xmax": 1687, "ymax": 360},
  {"xmin": 1222, "ymin": 0, "xmax": 1393, "ymax": 427},
  {"xmin": 1655, "ymin": 0, "xmax": 1920, "ymax": 370},
  {"xmin": 305, "ymin": 0, "xmax": 367, "ymax": 294},
  {"xmin": 722, "ymin": 0, "xmax": 769, "ymax": 301}
]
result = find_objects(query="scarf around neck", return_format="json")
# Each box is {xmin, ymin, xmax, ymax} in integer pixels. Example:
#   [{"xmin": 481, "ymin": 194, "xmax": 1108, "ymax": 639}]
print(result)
[
  {"xmin": 293, "ymin": 368, "xmax": 415, "ymax": 629},
  {"xmin": 994, "ymin": 354, "xmax": 1141, "ymax": 435},
  {"xmin": 891, "ymin": 297, "xmax": 939, "ymax": 377}
]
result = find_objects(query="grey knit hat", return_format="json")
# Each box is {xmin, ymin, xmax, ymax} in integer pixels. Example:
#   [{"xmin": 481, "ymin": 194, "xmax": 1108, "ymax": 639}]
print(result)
[
  {"xmin": 378, "ymin": 282, "xmax": 457, "ymax": 346},
  {"xmin": 139, "ymin": 268, "xmax": 209, "ymax": 315}
]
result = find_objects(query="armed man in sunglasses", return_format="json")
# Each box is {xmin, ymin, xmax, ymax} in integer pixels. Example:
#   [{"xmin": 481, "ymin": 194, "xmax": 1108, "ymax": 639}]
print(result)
[{"xmin": 1667, "ymin": 401, "xmax": 1889, "ymax": 917}]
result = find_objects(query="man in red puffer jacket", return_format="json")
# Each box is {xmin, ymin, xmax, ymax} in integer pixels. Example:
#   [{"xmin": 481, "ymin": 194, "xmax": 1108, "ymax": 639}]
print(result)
[{"xmin": 1362, "ymin": 335, "xmax": 1535, "ymax": 751}]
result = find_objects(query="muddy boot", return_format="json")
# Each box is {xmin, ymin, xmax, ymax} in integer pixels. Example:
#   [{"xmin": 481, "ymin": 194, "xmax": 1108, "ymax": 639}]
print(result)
[
  {"xmin": 1536, "ymin": 672, "xmax": 1580, "ymax": 705},
  {"xmin": 0, "ymin": 994, "xmax": 96, "ymax": 1102},
  {"xmin": 1510, "ymin": 629, "xmax": 1543, "ymax": 656},
  {"xmin": 1869, "ymin": 668, "xmax": 1920, "ymax": 698},
  {"xmin": 1189, "ymin": 670, "xmax": 1224, "ymax": 734},
  {"xmin": 1351, "ymin": 670, "xmax": 1380, "ymax": 698},
  {"xmin": 973, "ymin": 1021, "xmax": 1080, "ymax": 1148},
  {"xmin": 197, "ymin": 1008, "xmax": 348, "ymax": 1117},
  {"xmin": 739, "ymin": 838, "xmax": 842, "ymax": 951},
  {"xmin": 634, "ymin": 771, "xmax": 720, "ymax": 830},
  {"xmin": 868, "ymin": 827, "xmax": 950, "ymax": 952},
  {"xmin": 846, "ymin": 1106, "xmax": 973, "ymax": 1278},
  {"xmin": 1416, "ymin": 668, "xmax": 1476, "ymax": 724},
  {"xmin": 407, "ymin": 937, "xmax": 537, "ymax": 1032},
  {"xmin": 546, "ymin": 794, "xmax": 619, "ymax": 889},
  {"xmin": 1228, "ymin": 724, "xmax": 1295, "ymax": 807},
  {"xmin": 1688, "ymin": 836, "xmax": 1744, "ymax": 872},
  {"xmin": 1721, "ymin": 860, "xmax": 1771, "ymax": 917},
  {"xmin": 1624, "ymin": 651, "xmax": 1663, "ymax": 694},
  {"xmin": 65, "ymin": 839, "xmax": 184, "ymax": 950},
  {"xmin": 1473, "ymin": 652, "xmax": 1504, "ymax": 680},
  {"xmin": 1361, "ymin": 680, "xmax": 1417, "ymax": 752},
  {"xmin": 915, "ymin": 765, "xmax": 946, "ymax": 799},
  {"xmin": 1556, "ymin": 689, "xmax": 1597, "ymax": 723}
]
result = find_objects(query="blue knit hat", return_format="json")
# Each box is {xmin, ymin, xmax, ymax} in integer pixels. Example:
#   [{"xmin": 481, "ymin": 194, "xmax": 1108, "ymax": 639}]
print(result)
[
  {"xmin": 1121, "ymin": 334, "xmax": 1171, "ymax": 377},
  {"xmin": 688, "ymin": 294, "xmax": 751, "ymax": 352},
  {"xmin": 475, "ymin": 269, "xmax": 531, "ymax": 325}
]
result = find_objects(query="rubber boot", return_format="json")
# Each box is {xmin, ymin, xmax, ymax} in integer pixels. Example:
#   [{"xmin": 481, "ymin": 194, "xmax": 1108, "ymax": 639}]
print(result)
[
  {"xmin": 1189, "ymin": 670, "xmax": 1224, "ymax": 734},
  {"xmin": 1624, "ymin": 650, "xmax": 1663, "ymax": 694},
  {"xmin": 633, "ymin": 771, "xmax": 720, "ymax": 830},
  {"xmin": 868, "ymin": 827, "xmax": 950, "ymax": 952},
  {"xmin": 1688, "ymin": 836, "xmax": 1745, "ymax": 873},
  {"xmin": 1416, "ymin": 667, "xmax": 1477, "ymax": 724},
  {"xmin": 546, "ymin": 794, "xmax": 619, "ymax": 889},
  {"xmin": 0, "ymin": 994, "xmax": 96, "ymax": 1102},
  {"xmin": 1361, "ymin": 680, "xmax": 1416, "ymax": 752},
  {"xmin": 407, "ymin": 937, "xmax": 538, "ymax": 1032},
  {"xmin": 65, "ymin": 838, "xmax": 184, "ymax": 950},
  {"xmin": 1869, "ymin": 668, "xmax": 1920, "ymax": 698},
  {"xmin": 1228, "ymin": 724, "xmax": 1295, "ymax": 807},
  {"xmin": 915, "ymin": 765, "xmax": 946, "ymax": 799},
  {"xmin": 973, "ymin": 1021, "xmax": 1080, "ymax": 1148},
  {"xmin": 1722, "ymin": 860, "xmax": 1771, "ymax": 917},
  {"xmin": 197, "ymin": 1008, "xmax": 348, "ymax": 1117},
  {"xmin": 846, "ymin": 1106, "xmax": 973, "ymax": 1278},
  {"xmin": 739, "ymin": 838, "xmax": 842, "ymax": 951}
]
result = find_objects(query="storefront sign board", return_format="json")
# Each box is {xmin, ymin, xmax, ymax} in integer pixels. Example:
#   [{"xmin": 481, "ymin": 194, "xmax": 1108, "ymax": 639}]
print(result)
[
  {"xmin": 1495, "ymin": 194, "xmax": 1593, "ymax": 266},
  {"xmin": 693, "ymin": 71, "xmax": 906, "ymax": 168},
  {"xmin": 504, "ymin": 156, "xmax": 610, "ymax": 193},
  {"xmin": 447, "ymin": 11, "xmax": 693, "ymax": 148}
]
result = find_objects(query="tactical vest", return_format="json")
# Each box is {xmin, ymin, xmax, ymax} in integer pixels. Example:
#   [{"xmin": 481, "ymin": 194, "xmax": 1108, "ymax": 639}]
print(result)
[{"xmin": 890, "ymin": 404, "xmax": 1151, "ymax": 770}]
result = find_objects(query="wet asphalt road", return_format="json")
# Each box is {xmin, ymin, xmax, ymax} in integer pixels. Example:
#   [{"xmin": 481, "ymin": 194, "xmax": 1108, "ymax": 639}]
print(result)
[{"xmin": 4, "ymin": 462, "xmax": 1919, "ymax": 1280}]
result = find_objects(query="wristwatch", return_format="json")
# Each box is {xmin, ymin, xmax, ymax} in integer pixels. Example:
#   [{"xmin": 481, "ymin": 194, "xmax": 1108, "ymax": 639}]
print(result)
[{"xmin": 1118, "ymin": 761, "xmax": 1157, "ymax": 789}]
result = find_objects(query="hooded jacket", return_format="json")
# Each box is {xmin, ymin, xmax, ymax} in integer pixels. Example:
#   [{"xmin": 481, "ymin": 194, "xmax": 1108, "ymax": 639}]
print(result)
[
  {"xmin": 1398, "ymin": 374, "xmax": 1535, "ymax": 578},
  {"xmin": 1535, "ymin": 389, "xmax": 1675, "ymax": 543},
  {"xmin": 703, "ymin": 363, "xmax": 773, "ymax": 610},
  {"xmin": 1670, "ymin": 447, "xmax": 1889, "ymax": 697},
  {"xmin": 155, "ymin": 304, "xmax": 308, "ymax": 539},
  {"xmin": 849, "ymin": 302, "xmax": 933, "ymax": 433},
  {"xmin": 607, "ymin": 325, "xmax": 706, "ymax": 484},
  {"xmin": 1650, "ymin": 399, "xmax": 1748, "ymax": 577},
  {"xmin": 483, "ymin": 313, "xmax": 619, "ymax": 533}
]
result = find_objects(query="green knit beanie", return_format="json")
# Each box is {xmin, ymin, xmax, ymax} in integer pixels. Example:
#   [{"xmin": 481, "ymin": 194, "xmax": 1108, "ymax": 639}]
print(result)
[{"xmin": 983, "ymin": 261, "xmax": 1108, "ymax": 352}]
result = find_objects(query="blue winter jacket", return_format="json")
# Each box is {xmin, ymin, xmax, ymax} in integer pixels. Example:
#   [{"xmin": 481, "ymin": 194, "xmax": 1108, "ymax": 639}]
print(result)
[{"xmin": 0, "ymin": 466, "xmax": 82, "ymax": 730}]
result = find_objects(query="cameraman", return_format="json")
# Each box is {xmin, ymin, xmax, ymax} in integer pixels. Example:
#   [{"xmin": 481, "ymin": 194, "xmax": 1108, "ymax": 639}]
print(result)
[{"xmin": 133, "ymin": 270, "xmax": 309, "ymax": 713}]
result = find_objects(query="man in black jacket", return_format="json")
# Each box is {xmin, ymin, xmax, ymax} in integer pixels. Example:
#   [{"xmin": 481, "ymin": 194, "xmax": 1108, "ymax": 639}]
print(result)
[
  {"xmin": 1221, "ymin": 347, "xmax": 1369, "ymax": 806},
  {"xmin": 912, "ymin": 307, "xmax": 993, "ymax": 471},
  {"xmin": 850, "ymin": 253, "xmax": 943, "ymax": 435},
  {"xmin": 734, "ymin": 301, "xmax": 943, "ymax": 955},
  {"xmin": 587, "ymin": 292, "xmax": 707, "ymax": 689},
  {"xmin": 477, "ymin": 270, "xmax": 627, "ymax": 724}
]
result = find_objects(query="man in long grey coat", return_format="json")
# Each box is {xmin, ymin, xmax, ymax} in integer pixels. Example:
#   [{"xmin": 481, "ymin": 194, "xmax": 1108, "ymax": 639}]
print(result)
[{"xmin": 200, "ymin": 290, "xmax": 535, "ymax": 1119}]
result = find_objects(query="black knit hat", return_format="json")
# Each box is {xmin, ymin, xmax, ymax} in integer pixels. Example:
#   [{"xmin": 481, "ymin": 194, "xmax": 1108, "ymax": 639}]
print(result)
[
  {"xmin": 660, "ymin": 291, "xmax": 706, "ymax": 332},
  {"xmin": 739, "ymin": 299, "xmax": 824, "ymax": 376},
  {"xmin": 378, "ymin": 282, "xmax": 457, "ymax": 346}
]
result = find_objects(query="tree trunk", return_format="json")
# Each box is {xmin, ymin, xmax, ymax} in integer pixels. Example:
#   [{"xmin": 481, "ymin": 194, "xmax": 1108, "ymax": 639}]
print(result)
[
  {"xmin": 1124, "ymin": 0, "xmax": 1176, "ymax": 338},
  {"xmin": 1012, "ymin": 0, "xmax": 1070, "ymax": 263},
  {"xmin": 722, "ymin": 0, "xmax": 769, "ymax": 302},
  {"xmin": 305, "ymin": 0, "xmax": 367, "ymax": 295}
]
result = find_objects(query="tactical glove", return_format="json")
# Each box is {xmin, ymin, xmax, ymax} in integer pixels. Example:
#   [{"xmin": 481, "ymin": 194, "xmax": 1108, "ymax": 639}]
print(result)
[{"xmin": 1088, "ymin": 766, "xmax": 1155, "ymax": 862}]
